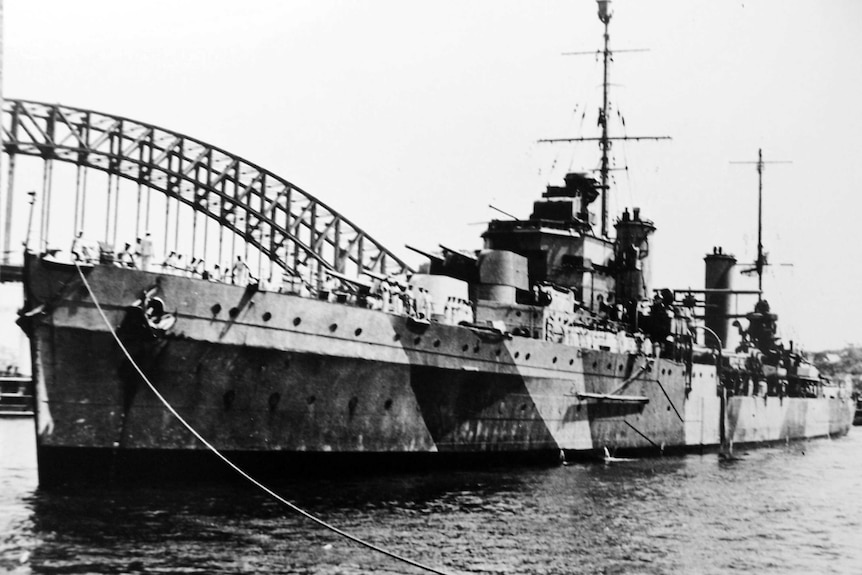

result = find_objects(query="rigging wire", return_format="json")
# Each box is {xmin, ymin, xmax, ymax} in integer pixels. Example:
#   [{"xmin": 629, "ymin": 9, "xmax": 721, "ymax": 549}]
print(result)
[
  {"xmin": 72, "ymin": 260, "xmax": 460, "ymax": 575},
  {"xmin": 616, "ymin": 107, "xmax": 635, "ymax": 210},
  {"xmin": 538, "ymin": 52, "xmax": 599, "ymax": 182}
]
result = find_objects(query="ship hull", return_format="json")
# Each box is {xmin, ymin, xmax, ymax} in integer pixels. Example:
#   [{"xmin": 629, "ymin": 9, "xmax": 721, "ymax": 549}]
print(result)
[{"xmin": 23, "ymin": 257, "xmax": 854, "ymax": 485}]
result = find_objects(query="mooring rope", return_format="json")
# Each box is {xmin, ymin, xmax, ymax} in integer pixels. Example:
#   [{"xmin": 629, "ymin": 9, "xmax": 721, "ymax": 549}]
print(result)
[
  {"xmin": 653, "ymin": 376, "xmax": 684, "ymax": 423},
  {"xmin": 73, "ymin": 262, "xmax": 458, "ymax": 575}
]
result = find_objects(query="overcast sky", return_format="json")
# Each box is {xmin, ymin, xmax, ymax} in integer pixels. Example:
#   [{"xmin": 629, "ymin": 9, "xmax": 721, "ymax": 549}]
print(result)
[{"xmin": 4, "ymin": 0, "xmax": 862, "ymax": 350}]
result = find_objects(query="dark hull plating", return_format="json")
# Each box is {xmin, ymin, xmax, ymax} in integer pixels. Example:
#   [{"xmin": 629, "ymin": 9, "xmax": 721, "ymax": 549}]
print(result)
[{"xmin": 24, "ymin": 258, "xmax": 854, "ymax": 485}]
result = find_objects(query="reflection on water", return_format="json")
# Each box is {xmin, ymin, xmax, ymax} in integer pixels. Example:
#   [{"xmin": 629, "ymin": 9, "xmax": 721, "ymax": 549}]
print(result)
[{"xmin": 2, "ymin": 418, "xmax": 862, "ymax": 574}]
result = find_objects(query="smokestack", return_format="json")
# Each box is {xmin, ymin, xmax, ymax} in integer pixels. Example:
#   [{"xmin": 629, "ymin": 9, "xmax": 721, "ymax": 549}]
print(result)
[{"xmin": 703, "ymin": 247, "xmax": 736, "ymax": 349}]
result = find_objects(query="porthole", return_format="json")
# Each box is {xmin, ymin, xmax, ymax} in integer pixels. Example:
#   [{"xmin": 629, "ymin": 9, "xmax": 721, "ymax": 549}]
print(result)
[
  {"xmin": 514, "ymin": 351, "xmax": 520, "ymax": 359},
  {"xmin": 618, "ymin": 364, "xmax": 623, "ymax": 371},
  {"xmin": 606, "ymin": 363, "xmax": 612, "ymax": 370},
  {"xmin": 329, "ymin": 323, "xmax": 338, "ymax": 332},
  {"xmin": 495, "ymin": 349, "xmax": 502, "ymax": 356},
  {"xmin": 592, "ymin": 361, "xmax": 598, "ymax": 368},
  {"xmin": 525, "ymin": 353, "xmax": 531, "ymax": 360},
  {"xmin": 569, "ymin": 359, "xmax": 574, "ymax": 365},
  {"xmin": 414, "ymin": 336, "xmax": 422, "ymax": 345},
  {"xmin": 354, "ymin": 328, "xmax": 363, "ymax": 337},
  {"xmin": 393, "ymin": 333, "xmax": 401, "ymax": 342},
  {"xmin": 211, "ymin": 303, "xmax": 222, "ymax": 315},
  {"xmin": 384, "ymin": 399, "xmax": 393, "ymax": 411},
  {"xmin": 473, "ymin": 345, "xmax": 480, "ymax": 353},
  {"xmin": 293, "ymin": 317, "xmax": 302, "ymax": 326},
  {"xmin": 552, "ymin": 357, "xmax": 558, "ymax": 364},
  {"xmin": 462, "ymin": 344, "xmax": 469, "ymax": 352},
  {"xmin": 229, "ymin": 307, "xmax": 240, "ymax": 318},
  {"xmin": 433, "ymin": 339, "xmax": 441, "ymax": 348},
  {"xmin": 262, "ymin": 312, "xmax": 272, "ymax": 322},
  {"xmin": 307, "ymin": 395, "xmax": 316, "ymax": 405},
  {"xmin": 268, "ymin": 392, "xmax": 281, "ymax": 411}
]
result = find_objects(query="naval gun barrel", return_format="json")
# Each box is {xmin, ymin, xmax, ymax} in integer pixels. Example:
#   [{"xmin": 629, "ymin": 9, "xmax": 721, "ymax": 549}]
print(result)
[{"xmin": 405, "ymin": 244, "xmax": 443, "ymax": 262}]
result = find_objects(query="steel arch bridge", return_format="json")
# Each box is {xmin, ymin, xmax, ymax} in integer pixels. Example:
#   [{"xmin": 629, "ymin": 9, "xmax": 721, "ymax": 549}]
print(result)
[{"xmin": 0, "ymin": 98, "xmax": 411, "ymax": 284}]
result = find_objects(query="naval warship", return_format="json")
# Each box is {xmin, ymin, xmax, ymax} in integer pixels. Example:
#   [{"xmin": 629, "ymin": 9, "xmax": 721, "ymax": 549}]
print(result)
[{"xmin": 20, "ymin": 2, "xmax": 854, "ymax": 485}]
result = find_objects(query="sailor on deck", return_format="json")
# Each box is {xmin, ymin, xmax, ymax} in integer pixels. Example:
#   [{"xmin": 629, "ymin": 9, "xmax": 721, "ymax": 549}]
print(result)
[
  {"xmin": 70, "ymin": 231, "xmax": 90, "ymax": 262},
  {"xmin": 380, "ymin": 279, "xmax": 392, "ymax": 312},
  {"xmin": 134, "ymin": 238, "xmax": 143, "ymax": 268},
  {"xmin": 323, "ymin": 274, "xmax": 339, "ymax": 302},
  {"xmin": 140, "ymin": 232, "xmax": 154, "ymax": 271},
  {"xmin": 162, "ymin": 251, "xmax": 177, "ymax": 272},
  {"xmin": 117, "ymin": 243, "xmax": 136, "ymax": 268},
  {"xmin": 232, "ymin": 255, "xmax": 250, "ymax": 285}
]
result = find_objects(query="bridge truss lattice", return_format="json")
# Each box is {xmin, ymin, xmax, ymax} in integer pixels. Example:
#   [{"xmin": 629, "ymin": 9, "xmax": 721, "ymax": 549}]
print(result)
[{"xmin": 0, "ymin": 98, "xmax": 411, "ymax": 284}]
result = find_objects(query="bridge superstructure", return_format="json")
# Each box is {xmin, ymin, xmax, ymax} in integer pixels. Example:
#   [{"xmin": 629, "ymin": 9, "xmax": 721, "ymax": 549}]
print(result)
[{"xmin": 0, "ymin": 99, "xmax": 411, "ymax": 285}]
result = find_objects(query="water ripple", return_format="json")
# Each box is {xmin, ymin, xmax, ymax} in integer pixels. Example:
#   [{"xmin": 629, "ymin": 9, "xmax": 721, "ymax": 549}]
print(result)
[{"xmin": 3, "ymin": 419, "xmax": 862, "ymax": 574}]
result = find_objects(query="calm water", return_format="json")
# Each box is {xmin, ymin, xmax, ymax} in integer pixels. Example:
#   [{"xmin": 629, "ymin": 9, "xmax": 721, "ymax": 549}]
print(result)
[{"xmin": 2, "ymin": 417, "xmax": 862, "ymax": 575}]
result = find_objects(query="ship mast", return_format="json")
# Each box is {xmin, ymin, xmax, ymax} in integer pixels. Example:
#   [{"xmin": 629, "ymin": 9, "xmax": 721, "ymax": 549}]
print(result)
[
  {"xmin": 598, "ymin": 0, "xmax": 612, "ymax": 237},
  {"xmin": 755, "ymin": 148, "xmax": 764, "ymax": 294},
  {"xmin": 731, "ymin": 148, "xmax": 791, "ymax": 299},
  {"xmin": 538, "ymin": 0, "xmax": 669, "ymax": 236}
]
